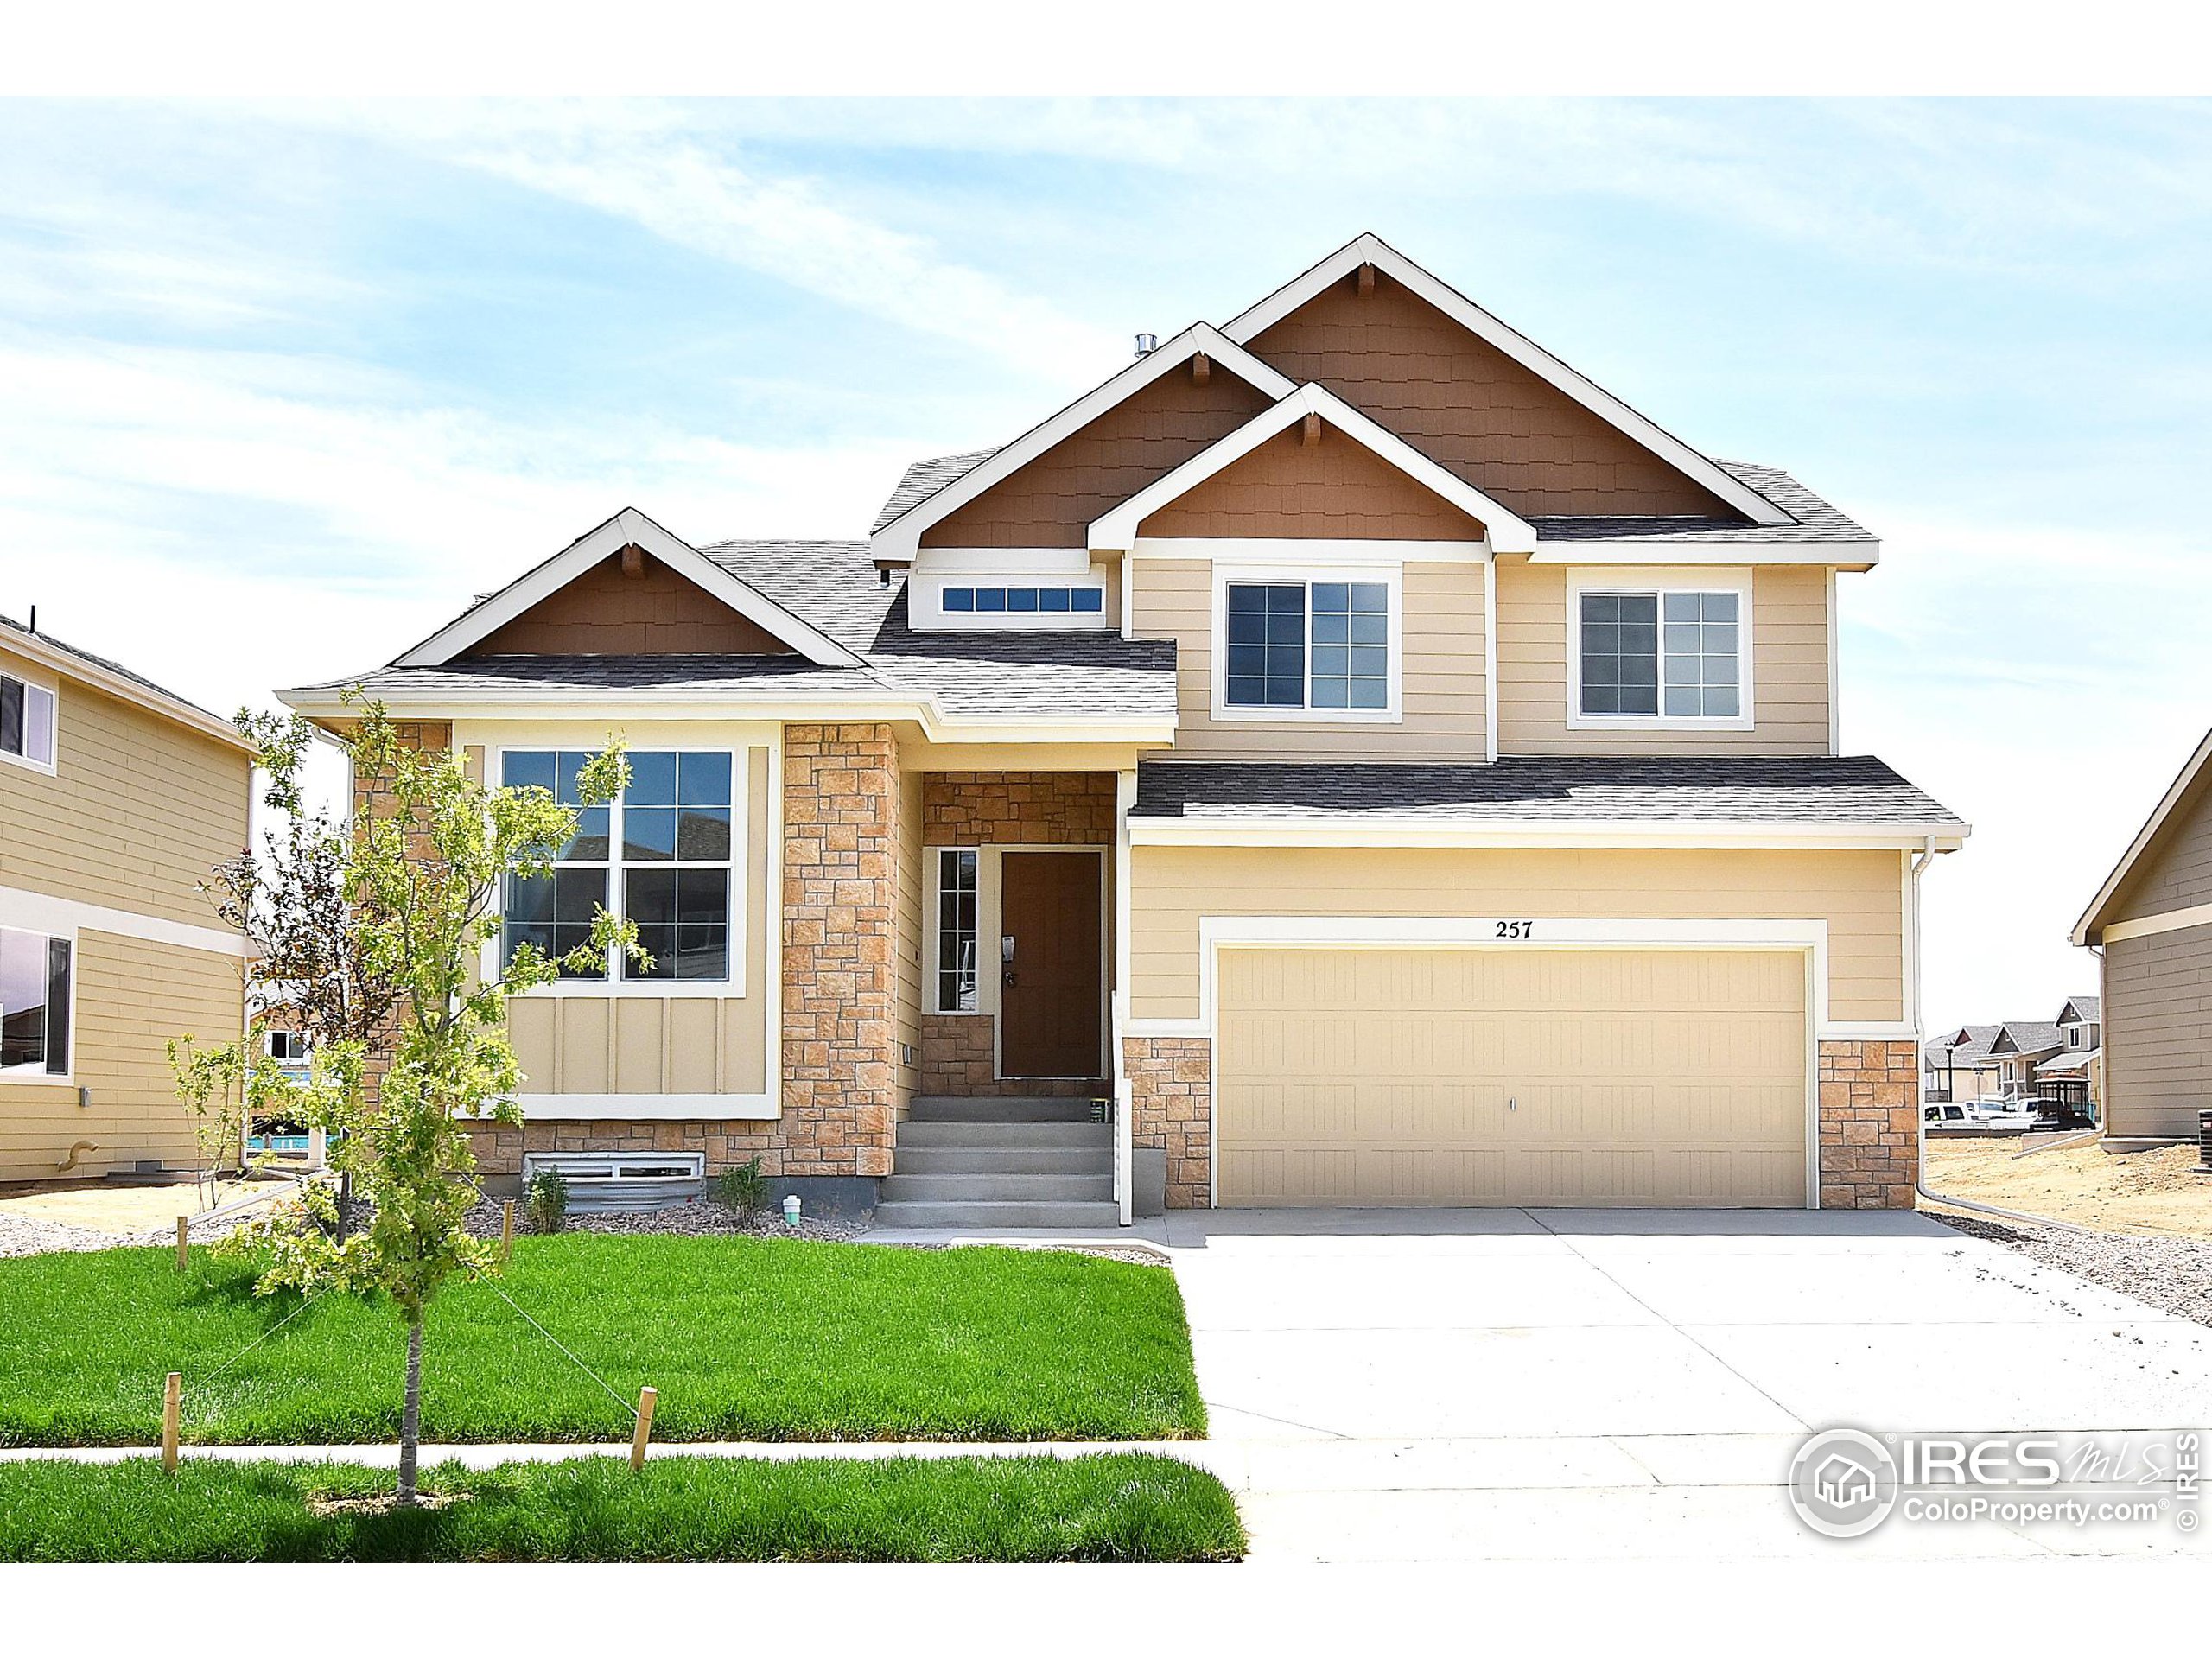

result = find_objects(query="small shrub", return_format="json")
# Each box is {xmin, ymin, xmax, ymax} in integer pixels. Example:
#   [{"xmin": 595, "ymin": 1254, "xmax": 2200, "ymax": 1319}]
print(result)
[
  {"xmin": 712, "ymin": 1156, "xmax": 767, "ymax": 1218},
  {"xmin": 523, "ymin": 1169, "xmax": 569, "ymax": 1234}
]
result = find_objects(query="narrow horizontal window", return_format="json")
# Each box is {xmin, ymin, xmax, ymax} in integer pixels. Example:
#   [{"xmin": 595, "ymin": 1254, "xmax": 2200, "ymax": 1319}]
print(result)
[
  {"xmin": 939, "ymin": 586, "xmax": 1105, "ymax": 619},
  {"xmin": 1580, "ymin": 589, "xmax": 1740, "ymax": 720}
]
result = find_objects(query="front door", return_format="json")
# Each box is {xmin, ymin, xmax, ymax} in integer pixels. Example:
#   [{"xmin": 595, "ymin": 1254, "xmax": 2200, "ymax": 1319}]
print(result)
[{"xmin": 998, "ymin": 850, "xmax": 1103, "ymax": 1079}]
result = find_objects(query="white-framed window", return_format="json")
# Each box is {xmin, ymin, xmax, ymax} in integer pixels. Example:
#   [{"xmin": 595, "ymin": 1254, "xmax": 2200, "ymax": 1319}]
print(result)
[
  {"xmin": 0, "ymin": 925, "xmax": 71, "ymax": 1078},
  {"xmin": 498, "ymin": 748, "xmax": 737, "ymax": 985},
  {"xmin": 941, "ymin": 584, "xmax": 1104, "ymax": 618},
  {"xmin": 0, "ymin": 670, "xmax": 57, "ymax": 772},
  {"xmin": 265, "ymin": 1030, "xmax": 310, "ymax": 1063},
  {"xmin": 934, "ymin": 849, "xmax": 980, "ymax": 1014},
  {"xmin": 1569, "ymin": 573, "xmax": 1752, "ymax": 728},
  {"xmin": 1211, "ymin": 568, "xmax": 1402, "ymax": 721}
]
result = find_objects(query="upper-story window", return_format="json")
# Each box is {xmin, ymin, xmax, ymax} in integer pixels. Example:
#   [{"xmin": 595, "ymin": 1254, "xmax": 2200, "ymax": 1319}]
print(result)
[
  {"xmin": 0, "ymin": 671, "xmax": 57, "ymax": 770},
  {"xmin": 499, "ymin": 749, "xmax": 735, "ymax": 984},
  {"xmin": 0, "ymin": 926, "xmax": 71, "ymax": 1077},
  {"xmin": 943, "ymin": 585, "xmax": 1104, "ymax": 616},
  {"xmin": 1574, "ymin": 586, "xmax": 1745, "ymax": 723},
  {"xmin": 1218, "ymin": 575, "xmax": 1395, "ymax": 718}
]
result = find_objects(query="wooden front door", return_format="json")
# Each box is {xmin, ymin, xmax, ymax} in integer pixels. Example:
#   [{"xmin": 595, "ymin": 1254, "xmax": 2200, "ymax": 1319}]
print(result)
[{"xmin": 998, "ymin": 850, "xmax": 1104, "ymax": 1079}]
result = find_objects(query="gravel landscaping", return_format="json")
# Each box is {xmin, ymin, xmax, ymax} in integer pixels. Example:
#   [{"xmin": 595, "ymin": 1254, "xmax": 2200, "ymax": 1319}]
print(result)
[
  {"xmin": 456, "ymin": 1197, "xmax": 868, "ymax": 1243},
  {"xmin": 1936, "ymin": 1213, "xmax": 2212, "ymax": 1328}
]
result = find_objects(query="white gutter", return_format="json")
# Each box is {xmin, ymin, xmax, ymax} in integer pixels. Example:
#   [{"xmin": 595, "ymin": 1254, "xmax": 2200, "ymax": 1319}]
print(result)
[{"xmin": 1129, "ymin": 818, "xmax": 1970, "ymax": 852}]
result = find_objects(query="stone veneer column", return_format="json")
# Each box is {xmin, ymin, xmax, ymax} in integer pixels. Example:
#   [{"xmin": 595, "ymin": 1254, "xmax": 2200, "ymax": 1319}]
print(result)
[
  {"xmin": 1123, "ymin": 1036, "xmax": 1212, "ymax": 1209},
  {"xmin": 1817, "ymin": 1039, "xmax": 1921, "ymax": 1208},
  {"xmin": 350, "ymin": 720, "xmax": 452, "ymax": 1111},
  {"xmin": 780, "ymin": 723, "xmax": 900, "ymax": 1179}
]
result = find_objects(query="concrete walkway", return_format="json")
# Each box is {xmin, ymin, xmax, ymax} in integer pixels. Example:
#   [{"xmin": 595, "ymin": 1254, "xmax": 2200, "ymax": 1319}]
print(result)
[{"xmin": 1162, "ymin": 1207, "xmax": 2212, "ymax": 1562}]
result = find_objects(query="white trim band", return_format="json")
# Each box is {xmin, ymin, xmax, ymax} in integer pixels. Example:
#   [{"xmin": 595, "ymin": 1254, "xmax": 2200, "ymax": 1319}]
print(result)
[
  {"xmin": 0, "ymin": 885, "xmax": 247, "ymax": 958},
  {"xmin": 2100, "ymin": 902, "xmax": 2212, "ymax": 944},
  {"xmin": 513, "ymin": 1092, "xmax": 777, "ymax": 1122}
]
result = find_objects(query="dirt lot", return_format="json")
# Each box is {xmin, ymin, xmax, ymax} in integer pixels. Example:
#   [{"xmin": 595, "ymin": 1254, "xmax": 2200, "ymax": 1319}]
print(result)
[{"xmin": 1923, "ymin": 1136, "xmax": 2212, "ymax": 1238}]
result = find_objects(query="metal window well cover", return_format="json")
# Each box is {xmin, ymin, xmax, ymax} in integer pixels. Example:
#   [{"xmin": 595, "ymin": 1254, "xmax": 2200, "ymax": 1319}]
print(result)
[{"xmin": 524, "ymin": 1150, "xmax": 706, "ymax": 1212}]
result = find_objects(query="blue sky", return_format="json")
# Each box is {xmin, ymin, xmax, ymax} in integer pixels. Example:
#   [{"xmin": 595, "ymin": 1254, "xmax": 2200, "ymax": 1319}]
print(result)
[{"xmin": 4, "ymin": 96, "xmax": 2209, "ymax": 1028}]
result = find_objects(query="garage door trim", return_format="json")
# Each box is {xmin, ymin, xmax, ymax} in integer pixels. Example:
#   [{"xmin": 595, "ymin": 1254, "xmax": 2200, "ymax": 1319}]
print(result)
[{"xmin": 1185, "ymin": 916, "xmax": 1827, "ymax": 1210}]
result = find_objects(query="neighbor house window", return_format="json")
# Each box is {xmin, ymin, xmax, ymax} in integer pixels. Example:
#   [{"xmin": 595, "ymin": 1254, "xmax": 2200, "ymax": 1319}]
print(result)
[
  {"xmin": 942, "ymin": 586, "xmax": 1104, "ymax": 615},
  {"xmin": 936, "ymin": 849, "xmax": 979, "ymax": 1013},
  {"xmin": 500, "ymin": 749, "xmax": 734, "ymax": 982},
  {"xmin": 1578, "ymin": 589, "xmax": 1740, "ymax": 719},
  {"xmin": 0, "ymin": 671, "xmax": 56, "ymax": 768},
  {"xmin": 1224, "ymin": 579, "xmax": 1390, "ymax": 712},
  {"xmin": 0, "ymin": 927, "xmax": 70, "ymax": 1076}
]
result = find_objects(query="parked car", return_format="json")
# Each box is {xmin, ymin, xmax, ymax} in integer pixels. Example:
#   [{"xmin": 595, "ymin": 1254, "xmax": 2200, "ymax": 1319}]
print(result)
[{"xmin": 1923, "ymin": 1100, "xmax": 2034, "ymax": 1133}]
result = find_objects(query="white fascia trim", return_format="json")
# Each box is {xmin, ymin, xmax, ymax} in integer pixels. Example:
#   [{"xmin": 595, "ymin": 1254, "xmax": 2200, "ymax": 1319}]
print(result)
[
  {"xmin": 1131, "ymin": 537, "xmax": 1485, "ymax": 565},
  {"xmin": 2100, "ymin": 901, "xmax": 2212, "ymax": 945},
  {"xmin": 871, "ymin": 325, "xmax": 1296, "ymax": 565},
  {"xmin": 0, "ymin": 631, "xmax": 251, "ymax": 752},
  {"xmin": 514, "ymin": 1092, "xmax": 776, "ymax": 1122},
  {"xmin": 2073, "ymin": 724, "xmax": 2212, "ymax": 944},
  {"xmin": 1127, "ymin": 818, "xmax": 1970, "ymax": 851},
  {"xmin": 1525, "ymin": 540, "xmax": 1877, "ymax": 569},
  {"xmin": 1090, "ymin": 383, "xmax": 1538, "ymax": 555},
  {"xmin": 1221, "ymin": 233, "xmax": 1792, "ymax": 528},
  {"xmin": 394, "ymin": 507, "xmax": 863, "ymax": 670},
  {"xmin": 0, "ymin": 883, "xmax": 248, "ymax": 958}
]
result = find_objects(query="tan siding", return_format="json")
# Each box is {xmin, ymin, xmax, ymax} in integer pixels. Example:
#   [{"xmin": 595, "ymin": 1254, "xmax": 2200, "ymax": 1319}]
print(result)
[
  {"xmin": 1133, "ymin": 556, "xmax": 1488, "ymax": 762},
  {"xmin": 1495, "ymin": 562, "xmax": 1832, "ymax": 756},
  {"xmin": 1217, "ymin": 946, "xmax": 1808, "ymax": 1207},
  {"xmin": 507, "ymin": 744, "xmax": 772, "ymax": 1096},
  {"xmin": 923, "ymin": 362, "xmax": 1274, "ymax": 548},
  {"xmin": 1130, "ymin": 844, "xmax": 1904, "ymax": 1026},
  {"xmin": 0, "ymin": 643, "xmax": 251, "ymax": 929},
  {"xmin": 2108, "ymin": 773, "xmax": 2212, "ymax": 924},
  {"xmin": 466, "ymin": 551, "xmax": 795, "ymax": 657},
  {"xmin": 0, "ymin": 931, "xmax": 241, "ymax": 1183},
  {"xmin": 2101, "ymin": 922, "xmax": 2212, "ymax": 1140},
  {"xmin": 1138, "ymin": 423, "xmax": 1488, "ymax": 540},
  {"xmin": 1246, "ymin": 269, "xmax": 1738, "ymax": 518}
]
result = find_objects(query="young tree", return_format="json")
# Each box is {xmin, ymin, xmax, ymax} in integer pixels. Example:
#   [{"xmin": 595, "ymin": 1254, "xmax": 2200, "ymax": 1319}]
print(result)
[{"xmin": 223, "ymin": 696, "xmax": 639, "ymax": 1506}]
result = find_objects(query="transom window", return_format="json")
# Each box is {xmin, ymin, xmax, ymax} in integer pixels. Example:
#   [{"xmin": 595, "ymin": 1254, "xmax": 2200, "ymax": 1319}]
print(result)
[
  {"xmin": 500, "ymin": 749, "xmax": 734, "ymax": 982},
  {"xmin": 1578, "ymin": 589, "xmax": 1741, "ymax": 719},
  {"xmin": 935, "ymin": 849, "xmax": 979, "ymax": 1013},
  {"xmin": 942, "ymin": 586, "xmax": 1104, "ymax": 615},
  {"xmin": 0, "ymin": 926, "xmax": 70, "ymax": 1076},
  {"xmin": 1224, "ymin": 580, "xmax": 1389, "ymax": 712},
  {"xmin": 0, "ymin": 671, "xmax": 56, "ymax": 768}
]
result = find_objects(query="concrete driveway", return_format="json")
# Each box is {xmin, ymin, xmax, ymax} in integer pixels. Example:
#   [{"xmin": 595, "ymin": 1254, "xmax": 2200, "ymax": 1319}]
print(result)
[{"xmin": 1160, "ymin": 1208, "xmax": 2212, "ymax": 1562}]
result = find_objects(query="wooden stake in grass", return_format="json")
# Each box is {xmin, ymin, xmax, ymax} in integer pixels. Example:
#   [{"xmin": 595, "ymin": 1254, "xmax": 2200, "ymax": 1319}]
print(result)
[
  {"xmin": 500, "ymin": 1199, "xmax": 515, "ymax": 1263},
  {"xmin": 161, "ymin": 1372, "xmax": 181, "ymax": 1473},
  {"xmin": 175, "ymin": 1216, "xmax": 189, "ymax": 1273},
  {"xmin": 630, "ymin": 1386, "xmax": 658, "ymax": 1471}
]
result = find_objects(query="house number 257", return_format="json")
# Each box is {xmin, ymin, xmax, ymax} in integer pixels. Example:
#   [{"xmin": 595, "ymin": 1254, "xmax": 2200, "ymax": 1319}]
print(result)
[{"xmin": 1494, "ymin": 919, "xmax": 1535, "ymax": 939}]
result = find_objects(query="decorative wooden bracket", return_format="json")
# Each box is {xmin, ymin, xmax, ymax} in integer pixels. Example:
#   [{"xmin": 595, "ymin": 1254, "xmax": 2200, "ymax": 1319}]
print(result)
[
  {"xmin": 1301, "ymin": 412, "xmax": 1323, "ymax": 448},
  {"xmin": 1356, "ymin": 262, "xmax": 1376, "ymax": 298},
  {"xmin": 1192, "ymin": 353, "xmax": 1210, "ymax": 385},
  {"xmin": 619, "ymin": 543, "xmax": 646, "ymax": 578}
]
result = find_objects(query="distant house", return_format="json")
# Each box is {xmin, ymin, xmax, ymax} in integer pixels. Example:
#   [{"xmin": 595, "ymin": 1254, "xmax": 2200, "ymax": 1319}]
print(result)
[
  {"xmin": 1, "ymin": 614, "xmax": 254, "ymax": 1183},
  {"xmin": 1921, "ymin": 1001, "xmax": 2099, "ymax": 1108}
]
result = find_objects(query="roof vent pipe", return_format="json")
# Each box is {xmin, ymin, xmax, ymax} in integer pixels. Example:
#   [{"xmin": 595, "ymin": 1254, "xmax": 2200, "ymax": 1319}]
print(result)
[{"xmin": 1133, "ymin": 333, "xmax": 1157, "ymax": 359}]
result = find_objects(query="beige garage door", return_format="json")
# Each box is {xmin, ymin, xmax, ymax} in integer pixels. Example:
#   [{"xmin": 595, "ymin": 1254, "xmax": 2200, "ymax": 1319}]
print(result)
[{"xmin": 1216, "ymin": 947, "xmax": 1809, "ymax": 1208}]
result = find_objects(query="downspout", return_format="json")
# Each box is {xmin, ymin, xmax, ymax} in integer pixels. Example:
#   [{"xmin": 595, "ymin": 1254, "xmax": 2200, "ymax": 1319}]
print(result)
[
  {"xmin": 1112, "ymin": 769, "xmax": 1136, "ymax": 1226},
  {"xmin": 1909, "ymin": 835, "xmax": 2088, "ymax": 1231}
]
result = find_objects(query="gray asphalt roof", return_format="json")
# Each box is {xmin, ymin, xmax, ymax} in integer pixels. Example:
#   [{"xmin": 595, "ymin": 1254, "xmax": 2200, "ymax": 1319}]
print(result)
[
  {"xmin": 1, "ymin": 612, "xmax": 226, "ymax": 721},
  {"xmin": 1992, "ymin": 1020, "xmax": 2066, "ymax": 1057},
  {"xmin": 1928, "ymin": 1025, "xmax": 2003, "ymax": 1065},
  {"xmin": 1131, "ymin": 755, "xmax": 1961, "ymax": 826},
  {"xmin": 1528, "ymin": 460, "xmax": 1874, "ymax": 545},
  {"xmin": 2061, "ymin": 994, "xmax": 2101, "ymax": 1020},
  {"xmin": 872, "ymin": 449, "xmax": 995, "ymax": 533}
]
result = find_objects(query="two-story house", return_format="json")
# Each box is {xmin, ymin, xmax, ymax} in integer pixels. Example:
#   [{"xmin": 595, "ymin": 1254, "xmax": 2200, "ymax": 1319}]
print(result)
[
  {"xmin": 0, "ymin": 613, "xmax": 254, "ymax": 1184},
  {"xmin": 280, "ymin": 235, "xmax": 1966, "ymax": 1217}
]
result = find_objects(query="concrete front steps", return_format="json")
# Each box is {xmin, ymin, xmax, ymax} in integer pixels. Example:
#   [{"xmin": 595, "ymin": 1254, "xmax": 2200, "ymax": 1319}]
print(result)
[{"xmin": 876, "ymin": 1095, "xmax": 1118, "ymax": 1230}]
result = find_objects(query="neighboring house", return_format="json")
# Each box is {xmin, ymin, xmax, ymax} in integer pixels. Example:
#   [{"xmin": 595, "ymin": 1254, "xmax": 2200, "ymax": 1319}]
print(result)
[
  {"xmin": 2033, "ymin": 995, "xmax": 2102, "ymax": 1109},
  {"xmin": 2074, "ymin": 725, "xmax": 2212, "ymax": 1146},
  {"xmin": 1923, "ymin": 1023, "xmax": 1999, "ymax": 1103},
  {"xmin": 1922, "ymin": 1003, "xmax": 2100, "ymax": 1107},
  {"xmin": 0, "ymin": 613, "xmax": 254, "ymax": 1184},
  {"xmin": 280, "ymin": 233, "xmax": 1966, "ymax": 1215}
]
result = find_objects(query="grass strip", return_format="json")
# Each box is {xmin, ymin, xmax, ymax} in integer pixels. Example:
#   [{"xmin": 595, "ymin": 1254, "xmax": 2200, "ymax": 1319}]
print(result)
[
  {"xmin": 0, "ymin": 1234, "xmax": 1205, "ymax": 1446},
  {"xmin": 0, "ymin": 1453, "xmax": 1245, "ymax": 1563}
]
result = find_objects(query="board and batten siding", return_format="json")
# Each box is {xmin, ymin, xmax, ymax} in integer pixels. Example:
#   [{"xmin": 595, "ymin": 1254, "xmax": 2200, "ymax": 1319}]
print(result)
[
  {"xmin": 1130, "ymin": 555, "xmax": 1489, "ymax": 762},
  {"xmin": 2101, "ymin": 922, "xmax": 2212, "ymax": 1141},
  {"xmin": 0, "ymin": 931, "xmax": 242, "ymax": 1183},
  {"xmin": 1128, "ymin": 843, "xmax": 1906, "ymax": 1027},
  {"xmin": 0, "ymin": 641, "xmax": 251, "ymax": 929},
  {"xmin": 505, "ymin": 743, "xmax": 773, "ymax": 1099},
  {"xmin": 1494, "ymin": 562, "xmax": 1833, "ymax": 756}
]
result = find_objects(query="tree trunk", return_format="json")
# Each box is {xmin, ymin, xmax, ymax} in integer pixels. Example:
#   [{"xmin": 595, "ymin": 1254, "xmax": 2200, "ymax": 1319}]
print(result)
[{"xmin": 397, "ymin": 1314, "xmax": 424, "ymax": 1505}]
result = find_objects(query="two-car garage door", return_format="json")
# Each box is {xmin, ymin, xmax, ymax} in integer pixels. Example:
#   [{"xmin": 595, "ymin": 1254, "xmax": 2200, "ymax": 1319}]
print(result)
[{"xmin": 1215, "ymin": 947, "xmax": 1810, "ymax": 1208}]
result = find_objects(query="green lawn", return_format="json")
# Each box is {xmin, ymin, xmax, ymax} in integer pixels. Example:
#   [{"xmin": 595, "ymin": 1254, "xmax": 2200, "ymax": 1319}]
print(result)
[
  {"xmin": 0, "ymin": 1453, "xmax": 1245, "ymax": 1562},
  {"xmin": 0, "ymin": 1235, "xmax": 1205, "ymax": 1446}
]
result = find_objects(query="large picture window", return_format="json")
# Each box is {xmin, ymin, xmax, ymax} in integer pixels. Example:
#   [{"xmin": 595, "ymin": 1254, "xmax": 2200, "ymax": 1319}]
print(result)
[
  {"xmin": 1577, "ymin": 588, "xmax": 1742, "ymax": 720},
  {"xmin": 1223, "ymin": 578, "xmax": 1391, "ymax": 713},
  {"xmin": 0, "ymin": 671, "xmax": 56, "ymax": 769},
  {"xmin": 935, "ymin": 849, "xmax": 979, "ymax": 1013},
  {"xmin": 0, "ymin": 927, "xmax": 70, "ymax": 1076},
  {"xmin": 500, "ymin": 749, "xmax": 734, "ymax": 982}
]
